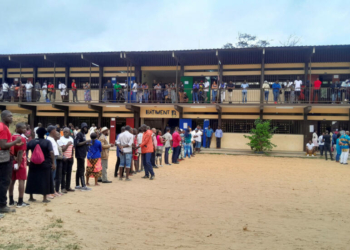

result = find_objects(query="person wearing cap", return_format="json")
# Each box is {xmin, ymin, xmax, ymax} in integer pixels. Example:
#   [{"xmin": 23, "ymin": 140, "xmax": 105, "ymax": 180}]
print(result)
[{"xmin": 98, "ymin": 127, "xmax": 113, "ymax": 183}]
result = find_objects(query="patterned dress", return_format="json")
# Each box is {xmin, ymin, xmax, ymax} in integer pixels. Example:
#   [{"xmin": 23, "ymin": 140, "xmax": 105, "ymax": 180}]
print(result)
[{"xmin": 86, "ymin": 140, "xmax": 102, "ymax": 178}]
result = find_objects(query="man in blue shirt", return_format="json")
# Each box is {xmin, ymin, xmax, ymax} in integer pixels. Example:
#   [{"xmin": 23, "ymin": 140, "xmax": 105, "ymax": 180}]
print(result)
[
  {"xmin": 193, "ymin": 81, "xmax": 199, "ymax": 103},
  {"xmin": 205, "ymin": 126, "xmax": 214, "ymax": 148},
  {"xmin": 272, "ymin": 80, "xmax": 281, "ymax": 104},
  {"xmin": 215, "ymin": 127, "xmax": 223, "ymax": 149}
]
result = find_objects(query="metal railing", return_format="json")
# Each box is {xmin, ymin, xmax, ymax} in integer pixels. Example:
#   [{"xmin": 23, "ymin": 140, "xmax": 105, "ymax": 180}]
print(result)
[{"xmin": 2, "ymin": 87, "xmax": 350, "ymax": 105}]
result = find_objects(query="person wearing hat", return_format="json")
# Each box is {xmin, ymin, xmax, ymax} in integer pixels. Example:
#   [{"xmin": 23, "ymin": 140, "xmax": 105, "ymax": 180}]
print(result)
[{"xmin": 98, "ymin": 127, "xmax": 113, "ymax": 183}]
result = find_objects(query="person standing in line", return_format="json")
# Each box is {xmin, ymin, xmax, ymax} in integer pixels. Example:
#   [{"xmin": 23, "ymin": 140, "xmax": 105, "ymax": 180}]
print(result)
[
  {"xmin": 205, "ymin": 126, "xmax": 214, "ymax": 148},
  {"xmin": 54, "ymin": 131, "xmax": 64, "ymax": 196},
  {"xmin": 34, "ymin": 81, "xmax": 41, "ymax": 102},
  {"xmin": 163, "ymin": 128, "xmax": 172, "ymax": 165},
  {"xmin": 8, "ymin": 123, "xmax": 29, "ymax": 207},
  {"xmin": 323, "ymin": 131, "xmax": 333, "ymax": 161},
  {"xmin": 193, "ymin": 81, "xmax": 199, "ymax": 104},
  {"xmin": 226, "ymin": 81, "xmax": 235, "ymax": 104},
  {"xmin": 137, "ymin": 128, "xmax": 144, "ymax": 171},
  {"xmin": 178, "ymin": 129, "xmax": 185, "ymax": 161},
  {"xmin": 219, "ymin": 81, "xmax": 226, "ymax": 103},
  {"xmin": 262, "ymin": 81, "xmax": 270, "ymax": 104},
  {"xmin": 46, "ymin": 126, "xmax": 59, "ymax": 199},
  {"xmin": 58, "ymin": 128, "xmax": 75, "ymax": 193},
  {"xmin": 116, "ymin": 125, "xmax": 134, "ymax": 181},
  {"xmin": 294, "ymin": 76, "xmax": 302, "ymax": 103},
  {"xmin": 272, "ymin": 80, "xmax": 281, "ymax": 104},
  {"xmin": 172, "ymin": 127, "xmax": 181, "ymax": 164},
  {"xmin": 98, "ymin": 127, "xmax": 112, "ymax": 183},
  {"xmin": 0, "ymin": 111, "xmax": 22, "ymax": 213},
  {"xmin": 211, "ymin": 81, "xmax": 218, "ymax": 103},
  {"xmin": 114, "ymin": 127, "xmax": 125, "ymax": 177},
  {"xmin": 184, "ymin": 129, "xmax": 192, "ymax": 158},
  {"xmin": 85, "ymin": 132, "xmax": 102, "ymax": 186},
  {"xmin": 179, "ymin": 82, "xmax": 185, "ymax": 103},
  {"xmin": 2, "ymin": 82, "xmax": 9, "ymax": 102},
  {"xmin": 131, "ymin": 81, "xmax": 138, "ymax": 103},
  {"xmin": 25, "ymin": 81, "xmax": 33, "ymax": 102},
  {"xmin": 339, "ymin": 131, "xmax": 350, "ymax": 164},
  {"xmin": 241, "ymin": 80, "xmax": 249, "ymax": 103},
  {"xmin": 151, "ymin": 128, "xmax": 158, "ymax": 168},
  {"xmin": 71, "ymin": 79, "xmax": 78, "ymax": 103},
  {"xmin": 25, "ymin": 127, "xmax": 55, "ymax": 204},
  {"xmin": 318, "ymin": 132, "xmax": 325, "ymax": 157},
  {"xmin": 194, "ymin": 128, "xmax": 202, "ymax": 153},
  {"xmin": 75, "ymin": 123, "xmax": 92, "ymax": 191},
  {"xmin": 47, "ymin": 82, "xmax": 55, "ymax": 102},
  {"xmin": 215, "ymin": 126, "xmax": 223, "ymax": 149},
  {"xmin": 156, "ymin": 130, "xmax": 165, "ymax": 167},
  {"xmin": 335, "ymin": 133, "xmax": 342, "ymax": 162},
  {"xmin": 89, "ymin": 123, "xmax": 97, "ymax": 136},
  {"xmin": 139, "ymin": 125, "xmax": 155, "ymax": 180},
  {"xmin": 190, "ymin": 127, "xmax": 196, "ymax": 157},
  {"xmin": 132, "ymin": 128, "xmax": 140, "ymax": 173},
  {"xmin": 58, "ymin": 81, "xmax": 68, "ymax": 102}
]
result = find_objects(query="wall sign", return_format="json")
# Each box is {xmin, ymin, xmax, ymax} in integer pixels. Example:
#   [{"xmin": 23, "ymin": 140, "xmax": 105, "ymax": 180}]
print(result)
[{"xmin": 140, "ymin": 107, "xmax": 179, "ymax": 118}]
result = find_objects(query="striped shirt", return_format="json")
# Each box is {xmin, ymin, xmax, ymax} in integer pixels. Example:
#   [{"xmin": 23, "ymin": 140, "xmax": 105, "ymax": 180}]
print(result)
[
  {"xmin": 58, "ymin": 136, "xmax": 74, "ymax": 158},
  {"xmin": 339, "ymin": 135, "xmax": 350, "ymax": 151}
]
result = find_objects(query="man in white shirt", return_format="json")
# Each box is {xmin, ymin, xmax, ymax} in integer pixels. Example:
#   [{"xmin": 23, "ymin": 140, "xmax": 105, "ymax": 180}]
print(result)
[
  {"xmin": 47, "ymin": 126, "xmax": 59, "ymax": 196},
  {"xmin": 194, "ymin": 128, "xmax": 202, "ymax": 153},
  {"xmin": 190, "ymin": 128, "xmax": 196, "ymax": 156},
  {"xmin": 306, "ymin": 140, "xmax": 315, "ymax": 157},
  {"xmin": 116, "ymin": 125, "xmax": 134, "ymax": 181},
  {"xmin": 57, "ymin": 128, "xmax": 75, "ymax": 193},
  {"xmin": 294, "ymin": 76, "xmax": 302, "ymax": 103},
  {"xmin": 58, "ymin": 81, "xmax": 67, "ymax": 102},
  {"xmin": 34, "ymin": 123, "xmax": 42, "ymax": 139},
  {"xmin": 89, "ymin": 124, "xmax": 97, "ymax": 135},
  {"xmin": 318, "ymin": 132, "xmax": 325, "ymax": 156},
  {"xmin": 163, "ymin": 128, "xmax": 173, "ymax": 165},
  {"xmin": 25, "ymin": 81, "xmax": 33, "ymax": 102},
  {"xmin": 2, "ymin": 82, "xmax": 9, "ymax": 102},
  {"xmin": 132, "ymin": 81, "xmax": 138, "ymax": 103}
]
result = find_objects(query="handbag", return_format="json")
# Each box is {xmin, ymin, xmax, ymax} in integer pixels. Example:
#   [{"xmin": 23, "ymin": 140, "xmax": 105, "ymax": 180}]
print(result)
[
  {"xmin": 31, "ymin": 143, "xmax": 45, "ymax": 164},
  {"xmin": 168, "ymin": 148, "xmax": 173, "ymax": 154},
  {"xmin": 0, "ymin": 150, "xmax": 10, "ymax": 163}
]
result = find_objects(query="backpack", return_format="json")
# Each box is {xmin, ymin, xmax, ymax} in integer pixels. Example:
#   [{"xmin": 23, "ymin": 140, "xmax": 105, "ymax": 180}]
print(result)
[{"xmin": 31, "ymin": 143, "xmax": 45, "ymax": 164}]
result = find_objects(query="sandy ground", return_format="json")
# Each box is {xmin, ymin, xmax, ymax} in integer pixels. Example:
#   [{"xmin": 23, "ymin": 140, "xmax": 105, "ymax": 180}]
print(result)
[{"xmin": 1, "ymin": 154, "xmax": 350, "ymax": 250}]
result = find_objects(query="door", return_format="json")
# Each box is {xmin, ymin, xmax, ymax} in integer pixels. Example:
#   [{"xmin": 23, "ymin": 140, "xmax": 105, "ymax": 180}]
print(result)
[
  {"xmin": 180, "ymin": 119, "xmax": 192, "ymax": 131},
  {"xmin": 181, "ymin": 76, "xmax": 193, "ymax": 102}
]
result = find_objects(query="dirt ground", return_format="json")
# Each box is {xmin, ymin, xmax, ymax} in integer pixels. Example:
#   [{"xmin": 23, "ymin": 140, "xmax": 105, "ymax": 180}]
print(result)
[{"xmin": 1, "ymin": 154, "xmax": 350, "ymax": 250}]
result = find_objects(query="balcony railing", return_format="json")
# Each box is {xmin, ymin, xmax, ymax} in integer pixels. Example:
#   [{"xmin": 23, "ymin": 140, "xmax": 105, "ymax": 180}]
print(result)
[{"xmin": 2, "ymin": 87, "xmax": 349, "ymax": 105}]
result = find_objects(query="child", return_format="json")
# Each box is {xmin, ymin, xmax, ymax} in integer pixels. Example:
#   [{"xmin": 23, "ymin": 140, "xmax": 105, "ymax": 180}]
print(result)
[{"xmin": 9, "ymin": 123, "xmax": 28, "ymax": 207}]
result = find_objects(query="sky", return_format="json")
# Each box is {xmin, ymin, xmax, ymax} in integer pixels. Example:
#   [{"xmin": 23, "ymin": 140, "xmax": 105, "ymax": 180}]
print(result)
[{"xmin": 1, "ymin": 0, "xmax": 349, "ymax": 54}]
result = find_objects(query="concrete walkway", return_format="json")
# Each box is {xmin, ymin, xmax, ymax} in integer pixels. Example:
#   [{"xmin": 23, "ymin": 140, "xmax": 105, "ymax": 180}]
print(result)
[{"xmin": 199, "ymin": 148, "xmax": 314, "ymax": 158}]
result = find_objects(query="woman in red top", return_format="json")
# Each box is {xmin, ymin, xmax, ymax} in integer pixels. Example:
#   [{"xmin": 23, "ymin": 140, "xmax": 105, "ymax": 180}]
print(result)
[
  {"xmin": 48, "ymin": 82, "xmax": 55, "ymax": 102},
  {"xmin": 313, "ymin": 78, "xmax": 322, "ymax": 103}
]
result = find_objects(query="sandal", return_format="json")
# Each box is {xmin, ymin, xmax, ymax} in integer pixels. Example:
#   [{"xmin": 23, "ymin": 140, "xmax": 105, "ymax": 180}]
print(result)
[{"xmin": 42, "ymin": 200, "xmax": 51, "ymax": 203}]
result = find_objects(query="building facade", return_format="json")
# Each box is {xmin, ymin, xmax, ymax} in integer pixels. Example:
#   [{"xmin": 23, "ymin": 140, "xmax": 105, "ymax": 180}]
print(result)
[{"xmin": 1, "ymin": 45, "xmax": 350, "ymax": 151}]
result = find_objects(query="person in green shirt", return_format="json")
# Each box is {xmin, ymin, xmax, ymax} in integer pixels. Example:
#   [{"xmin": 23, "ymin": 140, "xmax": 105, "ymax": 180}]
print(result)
[{"xmin": 114, "ymin": 82, "xmax": 122, "ymax": 102}]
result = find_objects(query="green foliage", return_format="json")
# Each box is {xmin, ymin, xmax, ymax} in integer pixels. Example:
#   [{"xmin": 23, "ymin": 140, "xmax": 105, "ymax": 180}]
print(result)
[{"xmin": 244, "ymin": 119, "xmax": 277, "ymax": 152}]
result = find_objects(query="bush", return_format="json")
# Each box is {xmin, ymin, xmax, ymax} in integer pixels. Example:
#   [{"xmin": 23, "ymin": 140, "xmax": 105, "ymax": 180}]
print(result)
[{"xmin": 244, "ymin": 119, "xmax": 277, "ymax": 152}]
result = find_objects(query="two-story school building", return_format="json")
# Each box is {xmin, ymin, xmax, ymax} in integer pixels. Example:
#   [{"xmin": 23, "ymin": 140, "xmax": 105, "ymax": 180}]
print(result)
[{"xmin": 0, "ymin": 45, "xmax": 350, "ymax": 151}]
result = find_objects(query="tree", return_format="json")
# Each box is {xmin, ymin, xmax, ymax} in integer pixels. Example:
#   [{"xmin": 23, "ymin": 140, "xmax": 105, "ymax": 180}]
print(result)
[
  {"xmin": 244, "ymin": 119, "xmax": 277, "ymax": 152},
  {"xmin": 280, "ymin": 34, "xmax": 301, "ymax": 46},
  {"xmin": 222, "ymin": 43, "xmax": 234, "ymax": 49},
  {"xmin": 235, "ymin": 33, "xmax": 270, "ymax": 48}
]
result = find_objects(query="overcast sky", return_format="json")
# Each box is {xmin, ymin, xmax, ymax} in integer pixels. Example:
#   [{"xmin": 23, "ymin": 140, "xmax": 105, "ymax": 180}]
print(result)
[{"xmin": 1, "ymin": 0, "xmax": 349, "ymax": 54}]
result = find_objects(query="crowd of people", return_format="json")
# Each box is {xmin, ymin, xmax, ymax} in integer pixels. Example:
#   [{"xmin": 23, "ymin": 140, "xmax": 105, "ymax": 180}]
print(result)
[
  {"xmin": 2, "ymin": 78, "xmax": 349, "ymax": 104},
  {"xmin": 0, "ymin": 111, "xmax": 224, "ymax": 216},
  {"xmin": 306, "ymin": 129, "xmax": 350, "ymax": 164}
]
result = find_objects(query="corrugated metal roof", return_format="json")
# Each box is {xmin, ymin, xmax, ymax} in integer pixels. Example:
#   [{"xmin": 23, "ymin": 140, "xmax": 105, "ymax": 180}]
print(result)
[{"xmin": 1, "ymin": 44, "xmax": 350, "ymax": 57}]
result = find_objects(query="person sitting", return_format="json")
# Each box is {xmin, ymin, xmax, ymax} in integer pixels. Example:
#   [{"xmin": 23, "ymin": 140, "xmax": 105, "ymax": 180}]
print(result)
[{"xmin": 306, "ymin": 140, "xmax": 316, "ymax": 157}]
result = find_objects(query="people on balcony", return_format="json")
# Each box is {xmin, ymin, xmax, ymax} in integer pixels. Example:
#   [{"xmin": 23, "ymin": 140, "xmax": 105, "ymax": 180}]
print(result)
[
  {"xmin": 83, "ymin": 82, "xmax": 91, "ymax": 103},
  {"xmin": 155, "ymin": 82, "xmax": 162, "ymax": 103},
  {"xmin": 47, "ymin": 82, "xmax": 55, "ymax": 102},
  {"xmin": 227, "ymin": 81, "xmax": 235, "ymax": 104},
  {"xmin": 219, "ymin": 81, "xmax": 226, "ymax": 103},
  {"xmin": 193, "ymin": 81, "xmax": 199, "ymax": 103},
  {"xmin": 71, "ymin": 79, "xmax": 78, "ymax": 103},
  {"xmin": 211, "ymin": 81, "xmax": 217, "ymax": 103},
  {"xmin": 204, "ymin": 80, "xmax": 210, "ymax": 103},
  {"xmin": 284, "ymin": 81, "xmax": 292, "ymax": 103},
  {"xmin": 58, "ymin": 81, "xmax": 68, "ymax": 102},
  {"xmin": 199, "ymin": 81, "xmax": 205, "ymax": 103},
  {"xmin": 142, "ymin": 82, "xmax": 149, "ymax": 103},
  {"xmin": 137, "ymin": 82, "xmax": 143, "ymax": 103},
  {"xmin": 34, "ymin": 82, "xmax": 41, "ymax": 102},
  {"xmin": 132, "ymin": 81, "xmax": 138, "ymax": 103},
  {"xmin": 2, "ymin": 82, "xmax": 9, "ymax": 102},
  {"xmin": 262, "ymin": 80, "xmax": 270, "ymax": 104},
  {"xmin": 313, "ymin": 78, "xmax": 322, "ymax": 103},
  {"xmin": 272, "ymin": 80, "xmax": 281, "ymax": 104},
  {"xmin": 25, "ymin": 81, "xmax": 33, "ymax": 102},
  {"xmin": 179, "ymin": 82, "xmax": 184, "ymax": 103},
  {"xmin": 9, "ymin": 83, "xmax": 15, "ymax": 102},
  {"xmin": 114, "ymin": 82, "xmax": 122, "ymax": 103},
  {"xmin": 294, "ymin": 76, "xmax": 302, "ymax": 103},
  {"xmin": 241, "ymin": 80, "xmax": 249, "ymax": 104},
  {"xmin": 42, "ymin": 81, "xmax": 48, "ymax": 102}
]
